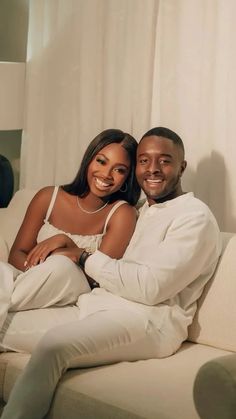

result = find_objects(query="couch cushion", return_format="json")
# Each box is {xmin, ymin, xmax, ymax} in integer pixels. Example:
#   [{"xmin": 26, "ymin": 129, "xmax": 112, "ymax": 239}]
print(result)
[
  {"xmin": 188, "ymin": 234, "xmax": 236, "ymax": 352},
  {"xmin": 0, "ymin": 343, "xmax": 231, "ymax": 419}
]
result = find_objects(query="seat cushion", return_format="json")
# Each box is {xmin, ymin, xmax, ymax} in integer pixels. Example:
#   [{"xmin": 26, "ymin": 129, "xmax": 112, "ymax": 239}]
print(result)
[{"xmin": 0, "ymin": 343, "xmax": 231, "ymax": 419}]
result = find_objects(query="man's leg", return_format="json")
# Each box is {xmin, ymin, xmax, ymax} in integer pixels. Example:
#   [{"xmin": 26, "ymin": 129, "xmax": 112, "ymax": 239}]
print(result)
[{"xmin": 2, "ymin": 310, "xmax": 157, "ymax": 419}]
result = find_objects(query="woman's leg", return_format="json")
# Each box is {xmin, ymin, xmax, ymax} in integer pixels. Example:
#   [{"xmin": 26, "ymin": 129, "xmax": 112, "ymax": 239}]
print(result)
[
  {"xmin": 1, "ymin": 310, "xmax": 159, "ymax": 419},
  {"xmin": 10, "ymin": 255, "xmax": 90, "ymax": 311}
]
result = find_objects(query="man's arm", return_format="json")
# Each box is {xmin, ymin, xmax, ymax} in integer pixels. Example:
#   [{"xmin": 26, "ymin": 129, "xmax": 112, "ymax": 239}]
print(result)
[{"xmin": 85, "ymin": 211, "xmax": 222, "ymax": 305}]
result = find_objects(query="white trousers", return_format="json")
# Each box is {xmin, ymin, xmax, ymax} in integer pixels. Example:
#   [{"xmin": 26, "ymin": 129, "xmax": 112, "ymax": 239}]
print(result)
[
  {"xmin": 1, "ymin": 309, "xmax": 160, "ymax": 419},
  {"xmin": 0, "ymin": 255, "xmax": 91, "ymax": 330}
]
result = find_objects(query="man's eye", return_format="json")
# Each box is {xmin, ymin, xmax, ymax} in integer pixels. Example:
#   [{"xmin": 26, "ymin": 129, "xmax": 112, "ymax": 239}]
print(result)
[
  {"xmin": 139, "ymin": 158, "xmax": 148, "ymax": 164},
  {"xmin": 160, "ymin": 159, "xmax": 171, "ymax": 165}
]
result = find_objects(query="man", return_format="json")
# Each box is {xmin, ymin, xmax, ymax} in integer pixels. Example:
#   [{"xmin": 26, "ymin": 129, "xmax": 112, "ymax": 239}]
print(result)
[
  {"xmin": 2, "ymin": 127, "xmax": 221, "ymax": 419},
  {"xmin": 82, "ymin": 127, "xmax": 221, "ymax": 350},
  {"xmin": 82, "ymin": 126, "xmax": 222, "ymax": 355}
]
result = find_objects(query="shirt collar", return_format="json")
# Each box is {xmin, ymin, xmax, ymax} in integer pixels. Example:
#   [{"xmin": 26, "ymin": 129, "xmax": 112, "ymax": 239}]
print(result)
[{"xmin": 141, "ymin": 192, "xmax": 194, "ymax": 211}]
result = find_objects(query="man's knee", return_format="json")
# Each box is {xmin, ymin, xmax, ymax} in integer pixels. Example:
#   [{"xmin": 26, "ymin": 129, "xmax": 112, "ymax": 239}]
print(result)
[{"xmin": 35, "ymin": 327, "xmax": 67, "ymax": 360}]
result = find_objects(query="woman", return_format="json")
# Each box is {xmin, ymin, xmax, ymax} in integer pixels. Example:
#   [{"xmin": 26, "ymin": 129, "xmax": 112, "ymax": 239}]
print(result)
[{"xmin": 0, "ymin": 128, "xmax": 140, "ymax": 332}]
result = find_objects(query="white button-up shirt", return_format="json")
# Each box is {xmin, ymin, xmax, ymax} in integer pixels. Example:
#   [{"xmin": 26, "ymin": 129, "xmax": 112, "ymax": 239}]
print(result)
[{"xmin": 80, "ymin": 193, "xmax": 221, "ymax": 356}]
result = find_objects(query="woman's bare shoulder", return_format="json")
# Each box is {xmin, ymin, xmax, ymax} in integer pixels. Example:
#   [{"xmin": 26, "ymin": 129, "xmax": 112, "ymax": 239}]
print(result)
[
  {"xmin": 29, "ymin": 186, "xmax": 55, "ymax": 206},
  {"xmin": 109, "ymin": 201, "xmax": 138, "ymax": 223}
]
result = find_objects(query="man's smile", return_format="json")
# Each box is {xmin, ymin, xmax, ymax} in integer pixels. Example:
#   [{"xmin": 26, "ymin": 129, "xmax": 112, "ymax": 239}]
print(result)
[
  {"xmin": 145, "ymin": 178, "xmax": 163, "ymax": 183},
  {"xmin": 144, "ymin": 177, "xmax": 164, "ymax": 188}
]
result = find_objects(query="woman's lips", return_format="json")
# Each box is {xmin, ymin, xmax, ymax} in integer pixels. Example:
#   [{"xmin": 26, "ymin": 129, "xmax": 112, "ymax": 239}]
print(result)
[{"xmin": 94, "ymin": 177, "xmax": 113, "ymax": 189}]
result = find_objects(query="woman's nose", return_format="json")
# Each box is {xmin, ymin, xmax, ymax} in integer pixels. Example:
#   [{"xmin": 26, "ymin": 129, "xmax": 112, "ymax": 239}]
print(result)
[{"xmin": 101, "ymin": 166, "xmax": 113, "ymax": 178}]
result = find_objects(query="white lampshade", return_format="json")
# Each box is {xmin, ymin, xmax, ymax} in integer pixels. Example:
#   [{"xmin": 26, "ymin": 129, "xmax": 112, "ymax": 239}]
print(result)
[{"xmin": 0, "ymin": 62, "xmax": 25, "ymax": 130}]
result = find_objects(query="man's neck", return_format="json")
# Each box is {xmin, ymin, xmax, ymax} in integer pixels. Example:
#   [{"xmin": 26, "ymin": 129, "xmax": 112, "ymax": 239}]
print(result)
[{"xmin": 148, "ymin": 190, "xmax": 185, "ymax": 206}]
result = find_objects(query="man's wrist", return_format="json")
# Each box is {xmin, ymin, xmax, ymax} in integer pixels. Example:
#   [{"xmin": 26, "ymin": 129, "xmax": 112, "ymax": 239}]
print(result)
[
  {"xmin": 77, "ymin": 249, "xmax": 93, "ymax": 269},
  {"xmin": 76, "ymin": 249, "xmax": 100, "ymax": 289}
]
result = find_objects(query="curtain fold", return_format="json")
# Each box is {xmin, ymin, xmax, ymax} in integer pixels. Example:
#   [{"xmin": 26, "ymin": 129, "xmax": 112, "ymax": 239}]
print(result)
[
  {"xmin": 21, "ymin": 0, "xmax": 236, "ymax": 231},
  {"xmin": 151, "ymin": 0, "xmax": 236, "ymax": 231},
  {"xmin": 21, "ymin": 0, "xmax": 158, "ymax": 188}
]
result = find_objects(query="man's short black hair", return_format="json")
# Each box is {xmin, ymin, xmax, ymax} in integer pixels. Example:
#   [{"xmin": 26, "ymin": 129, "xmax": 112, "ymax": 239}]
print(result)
[{"xmin": 141, "ymin": 127, "xmax": 185, "ymax": 157}]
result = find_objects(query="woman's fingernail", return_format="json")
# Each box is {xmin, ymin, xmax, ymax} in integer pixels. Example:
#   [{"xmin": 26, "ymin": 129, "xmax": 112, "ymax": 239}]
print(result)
[{"xmin": 24, "ymin": 261, "xmax": 28, "ymax": 266}]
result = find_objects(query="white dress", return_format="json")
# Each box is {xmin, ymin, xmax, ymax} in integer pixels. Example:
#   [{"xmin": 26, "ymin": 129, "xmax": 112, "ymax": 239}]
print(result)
[{"xmin": 0, "ymin": 186, "xmax": 127, "ymax": 333}]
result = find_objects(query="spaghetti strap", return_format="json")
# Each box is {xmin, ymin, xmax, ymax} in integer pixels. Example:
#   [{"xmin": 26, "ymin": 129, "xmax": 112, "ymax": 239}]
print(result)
[
  {"xmin": 102, "ymin": 200, "xmax": 127, "ymax": 234},
  {"xmin": 45, "ymin": 186, "xmax": 59, "ymax": 221}
]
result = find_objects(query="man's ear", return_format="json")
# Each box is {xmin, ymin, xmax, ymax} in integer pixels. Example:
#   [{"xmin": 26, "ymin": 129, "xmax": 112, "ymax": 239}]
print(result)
[{"xmin": 180, "ymin": 160, "xmax": 187, "ymax": 177}]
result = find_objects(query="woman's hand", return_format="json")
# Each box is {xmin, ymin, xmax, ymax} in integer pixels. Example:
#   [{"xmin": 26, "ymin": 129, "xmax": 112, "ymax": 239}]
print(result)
[{"xmin": 24, "ymin": 234, "xmax": 75, "ymax": 269}]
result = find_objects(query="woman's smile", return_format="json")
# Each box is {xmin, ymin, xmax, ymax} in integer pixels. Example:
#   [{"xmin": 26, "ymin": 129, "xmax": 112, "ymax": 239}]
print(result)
[{"xmin": 94, "ymin": 176, "xmax": 113, "ymax": 190}]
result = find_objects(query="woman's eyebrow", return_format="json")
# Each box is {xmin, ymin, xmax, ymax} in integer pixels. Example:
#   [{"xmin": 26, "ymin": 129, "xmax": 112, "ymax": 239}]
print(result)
[
  {"xmin": 96, "ymin": 153, "xmax": 107, "ymax": 158},
  {"xmin": 97, "ymin": 153, "xmax": 130, "ymax": 168}
]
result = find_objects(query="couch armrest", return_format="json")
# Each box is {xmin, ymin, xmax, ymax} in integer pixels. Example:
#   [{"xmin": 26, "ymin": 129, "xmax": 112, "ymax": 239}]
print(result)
[
  {"xmin": 193, "ymin": 354, "xmax": 236, "ymax": 419},
  {"xmin": 0, "ymin": 235, "xmax": 9, "ymax": 262},
  {"xmin": 0, "ymin": 189, "xmax": 37, "ymax": 251}
]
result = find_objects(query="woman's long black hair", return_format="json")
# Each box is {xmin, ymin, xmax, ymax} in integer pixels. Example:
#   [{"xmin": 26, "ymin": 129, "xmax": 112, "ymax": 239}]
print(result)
[{"xmin": 62, "ymin": 129, "xmax": 141, "ymax": 206}]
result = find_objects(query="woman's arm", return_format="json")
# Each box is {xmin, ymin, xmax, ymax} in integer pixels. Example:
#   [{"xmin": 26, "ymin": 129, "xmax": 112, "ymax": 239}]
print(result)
[
  {"xmin": 52, "ymin": 203, "xmax": 137, "ymax": 289},
  {"xmin": 24, "ymin": 234, "xmax": 77, "ymax": 269},
  {"xmin": 98, "ymin": 203, "xmax": 137, "ymax": 259},
  {"xmin": 8, "ymin": 187, "xmax": 54, "ymax": 270},
  {"xmin": 52, "ymin": 204, "xmax": 138, "ymax": 262}
]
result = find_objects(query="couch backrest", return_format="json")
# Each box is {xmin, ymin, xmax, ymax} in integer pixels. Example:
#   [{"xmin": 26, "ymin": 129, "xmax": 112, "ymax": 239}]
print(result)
[
  {"xmin": 188, "ymin": 232, "xmax": 236, "ymax": 352},
  {"xmin": 0, "ymin": 189, "xmax": 37, "ymax": 254}
]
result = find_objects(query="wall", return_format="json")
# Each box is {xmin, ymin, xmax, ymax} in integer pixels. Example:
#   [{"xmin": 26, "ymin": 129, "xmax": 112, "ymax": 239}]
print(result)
[{"xmin": 0, "ymin": 0, "xmax": 29, "ymax": 192}]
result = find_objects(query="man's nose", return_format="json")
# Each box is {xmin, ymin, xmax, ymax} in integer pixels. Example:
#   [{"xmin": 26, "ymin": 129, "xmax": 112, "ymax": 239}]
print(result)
[{"xmin": 148, "ymin": 159, "xmax": 161, "ymax": 173}]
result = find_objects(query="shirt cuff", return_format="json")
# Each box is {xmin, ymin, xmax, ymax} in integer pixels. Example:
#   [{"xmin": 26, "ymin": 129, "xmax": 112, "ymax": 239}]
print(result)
[{"xmin": 84, "ymin": 250, "xmax": 111, "ymax": 284}]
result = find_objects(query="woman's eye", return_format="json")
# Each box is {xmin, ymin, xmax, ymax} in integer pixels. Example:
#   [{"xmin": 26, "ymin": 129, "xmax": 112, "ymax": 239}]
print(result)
[
  {"xmin": 96, "ymin": 157, "xmax": 105, "ymax": 165},
  {"xmin": 114, "ymin": 167, "xmax": 126, "ymax": 174}
]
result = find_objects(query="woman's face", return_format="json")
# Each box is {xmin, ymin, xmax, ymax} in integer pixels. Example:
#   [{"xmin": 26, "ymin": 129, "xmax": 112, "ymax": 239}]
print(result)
[{"xmin": 87, "ymin": 143, "xmax": 131, "ymax": 198}]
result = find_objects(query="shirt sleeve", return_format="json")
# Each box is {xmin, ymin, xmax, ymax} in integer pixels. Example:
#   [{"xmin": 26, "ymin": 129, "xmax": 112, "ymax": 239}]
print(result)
[{"xmin": 85, "ymin": 211, "xmax": 222, "ymax": 306}]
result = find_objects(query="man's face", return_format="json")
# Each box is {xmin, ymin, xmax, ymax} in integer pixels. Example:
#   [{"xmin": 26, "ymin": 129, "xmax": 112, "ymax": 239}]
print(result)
[{"xmin": 136, "ymin": 135, "xmax": 187, "ymax": 205}]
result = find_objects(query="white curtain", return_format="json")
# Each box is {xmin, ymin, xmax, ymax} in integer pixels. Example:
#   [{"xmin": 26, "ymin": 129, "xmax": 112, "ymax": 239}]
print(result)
[
  {"xmin": 21, "ymin": 0, "xmax": 236, "ymax": 232},
  {"xmin": 21, "ymin": 0, "xmax": 158, "ymax": 187},
  {"xmin": 151, "ymin": 0, "xmax": 236, "ymax": 232}
]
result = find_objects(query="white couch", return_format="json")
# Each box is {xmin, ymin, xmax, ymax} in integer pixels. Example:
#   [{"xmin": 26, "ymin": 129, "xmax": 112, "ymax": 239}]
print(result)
[{"xmin": 0, "ymin": 190, "xmax": 235, "ymax": 419}]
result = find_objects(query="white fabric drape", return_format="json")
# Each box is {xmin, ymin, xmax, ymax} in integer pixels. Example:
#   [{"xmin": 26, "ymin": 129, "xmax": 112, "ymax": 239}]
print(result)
[
  {"xmin": 21, "ymin": 0, "xmax": 158, "ymax": 187},
  {"xmin": 21, "ymin": 0, "xmax": 236, "ymax": 232},
  {"xmin": 151, "ymin": 0, "xmax": 236, "ymax": 232}
]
